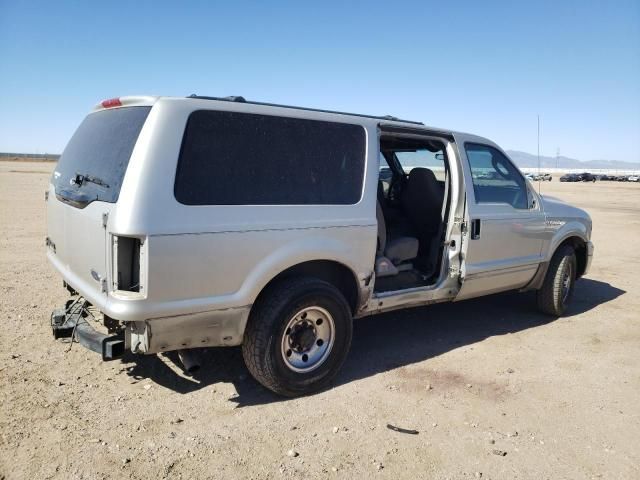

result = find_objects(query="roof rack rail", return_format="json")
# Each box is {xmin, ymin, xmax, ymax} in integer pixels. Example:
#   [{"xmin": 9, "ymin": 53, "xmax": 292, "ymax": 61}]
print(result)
[{"xmin": 186, "ymin": 94, "xmax": 424, "ymax": 125}]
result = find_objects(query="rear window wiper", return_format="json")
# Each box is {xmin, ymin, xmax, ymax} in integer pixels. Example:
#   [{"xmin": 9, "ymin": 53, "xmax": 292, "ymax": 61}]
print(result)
[{"xmin": 72, "ymin": 173, "xmax": 110, "ymax": 189}]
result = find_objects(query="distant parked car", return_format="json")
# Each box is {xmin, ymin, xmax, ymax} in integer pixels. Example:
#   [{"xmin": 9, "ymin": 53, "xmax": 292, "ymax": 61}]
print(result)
[
  {"xmin": 526, "ymin": 172, "xmax": 552, "ymax": 182},
  {"xmin": 628, "ymin": 175, "xmax": 640, "ymax": 182},
  {"xmin": 617, "ymin": 175, "xmax": 629, "ymax": 182},
  {"xmin": 578, "ymin": 173, "xmax": 597, "ymax": 182},
  {"xmin": 560, "ymin": 174, "xmax": 579, "ymax": 182}
]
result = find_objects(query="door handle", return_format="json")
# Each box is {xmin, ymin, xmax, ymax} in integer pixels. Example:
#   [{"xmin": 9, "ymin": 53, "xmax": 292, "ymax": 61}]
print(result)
[{"xmin": 471, "ymin": 219, "xmax": 481, "ymax": 240}]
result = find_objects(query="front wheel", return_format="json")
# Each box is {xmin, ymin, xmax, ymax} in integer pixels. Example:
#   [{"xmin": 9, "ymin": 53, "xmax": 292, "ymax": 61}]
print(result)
[
  {"xmin": 242, "ymin": 277, "xmax": 353, "ymax": 397},
  {"xmin": 536, "ymin": 245, "xmax": 577, "ymax": 316}
]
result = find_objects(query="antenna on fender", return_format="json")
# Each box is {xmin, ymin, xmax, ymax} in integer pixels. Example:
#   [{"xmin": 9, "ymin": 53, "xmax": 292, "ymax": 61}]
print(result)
[{"xmin": 537, "ymin": 114, "xmax": 541, "ymax": 195}]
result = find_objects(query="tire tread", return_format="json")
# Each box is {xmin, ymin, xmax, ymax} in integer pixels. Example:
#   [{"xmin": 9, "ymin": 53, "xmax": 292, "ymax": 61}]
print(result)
[
  {"xmin": 537, "ymin": 245, "xmax": 576, "ymax": 316},
  {"xmin": 242, "ymin": 277, "xmax": 351, "ymax": 396}
]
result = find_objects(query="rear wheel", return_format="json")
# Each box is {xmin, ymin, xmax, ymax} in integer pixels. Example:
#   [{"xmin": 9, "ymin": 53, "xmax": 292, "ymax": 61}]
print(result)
[
  {"xmin": 242, "ymin": 277, "xmax": 353, "ymax": 397},
  {"xmin": 537, "ymin": 245, "xmax": 576, "ymax": 316}
]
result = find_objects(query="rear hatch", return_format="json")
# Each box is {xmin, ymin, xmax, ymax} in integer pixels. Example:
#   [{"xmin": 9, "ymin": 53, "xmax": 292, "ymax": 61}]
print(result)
[{"xmin": 47, "ymin": 105, "xmax": 151, "ymax": 301}]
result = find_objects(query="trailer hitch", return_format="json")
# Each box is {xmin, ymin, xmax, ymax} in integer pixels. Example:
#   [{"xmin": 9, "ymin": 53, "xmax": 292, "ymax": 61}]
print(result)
[{"xmin": 51, "ymin": 298, "xmax": 124, "ymax": 361}]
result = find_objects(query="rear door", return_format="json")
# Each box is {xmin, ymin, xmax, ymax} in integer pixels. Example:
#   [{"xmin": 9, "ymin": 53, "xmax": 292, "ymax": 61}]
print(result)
[
  {"xmin": 457, "ymin": 142, "xmax": 545, "ymax": 300},
  {"xmin": 46, "ymin": 106, "xmax": 150, "ymax": 300}
]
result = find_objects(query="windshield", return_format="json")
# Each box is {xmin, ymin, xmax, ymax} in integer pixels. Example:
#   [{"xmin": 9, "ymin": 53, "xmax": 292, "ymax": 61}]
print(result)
[
  {"xmin": 395, "ymin": 148, "xmax": 447, "ymax": 181},
  {"xmin": 52, "ymin": 106, "xmax": 151, "ymax": 206}
]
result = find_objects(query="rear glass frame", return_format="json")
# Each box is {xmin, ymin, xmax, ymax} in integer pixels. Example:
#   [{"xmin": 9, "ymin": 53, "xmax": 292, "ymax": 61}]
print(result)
[
  {"xmin": 173, "ymin": 110, "xmax": 367, "ymax": 206},
  {"xmin": 52, "ymin": 106, "xmax": 151, "ymax": 206}
]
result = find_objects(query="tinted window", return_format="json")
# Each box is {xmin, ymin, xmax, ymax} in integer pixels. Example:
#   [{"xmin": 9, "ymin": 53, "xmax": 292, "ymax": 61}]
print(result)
[
  {"xmin": 52, "ymin": 107, "xmax": 151, "ymax": 206},
  {"xmin": 465, "ymin": 143, "xmax": 527, "ymax": 209},
  {"xmin": 174, "ymin": 110, "xmax": 365, "ymax": 205}
]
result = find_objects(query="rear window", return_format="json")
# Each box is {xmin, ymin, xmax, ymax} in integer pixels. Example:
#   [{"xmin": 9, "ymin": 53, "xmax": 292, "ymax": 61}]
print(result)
[
  {"xmin": 52, "ymin": 107, "xmax": 151, "ymax": 206},
  {"xmin": 174, "ymin": 110, "xmax": 366, "ymax": 205}
]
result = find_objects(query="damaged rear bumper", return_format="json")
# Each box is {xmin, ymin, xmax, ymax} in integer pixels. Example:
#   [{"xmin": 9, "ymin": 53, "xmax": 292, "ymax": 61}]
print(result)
[
  {"xmin": 51, "ymin": 298, "xmax": 250, "ymax": 358},
  {"xmin": 51, "ymin": 300, "xmax": 124, "ymax": 360}
]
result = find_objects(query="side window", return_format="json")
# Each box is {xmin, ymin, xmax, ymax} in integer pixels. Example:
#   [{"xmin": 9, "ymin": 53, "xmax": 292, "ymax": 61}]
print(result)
[
  {"xmin": 465, "ymin": 143, "xmax": 527, "ymax": 209},
  {"xmin": 174, "ymin": 110, "xmax": 366, "ymax": 205}
]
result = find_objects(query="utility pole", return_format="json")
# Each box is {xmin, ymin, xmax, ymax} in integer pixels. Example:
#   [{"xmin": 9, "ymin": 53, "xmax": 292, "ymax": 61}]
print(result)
[{"xmin": 556, "ymin": 148, "xmax": 560, "ymax": 170}]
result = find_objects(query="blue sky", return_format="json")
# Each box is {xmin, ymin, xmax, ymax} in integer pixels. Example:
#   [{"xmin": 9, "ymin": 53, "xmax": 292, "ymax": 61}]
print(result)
[{"xmin": 1, "ymin": 0, "xmax": 639, "ymax": 162}]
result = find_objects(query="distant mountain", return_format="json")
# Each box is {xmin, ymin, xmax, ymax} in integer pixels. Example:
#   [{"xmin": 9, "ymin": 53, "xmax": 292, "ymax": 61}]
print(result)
[{"xmin": 506, "ymin": 150, "xmax": 640, "ymax": 171}]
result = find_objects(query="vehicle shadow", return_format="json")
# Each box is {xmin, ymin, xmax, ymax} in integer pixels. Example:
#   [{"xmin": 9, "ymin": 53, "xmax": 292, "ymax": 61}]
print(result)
[{"xmin": 123, "ymin": 278, "xmax": 624, "ymax": 406}]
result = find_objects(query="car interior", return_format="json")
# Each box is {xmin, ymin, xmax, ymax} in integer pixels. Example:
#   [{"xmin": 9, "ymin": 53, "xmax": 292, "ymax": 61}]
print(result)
[{"xmin": 374, "ymin": 135, "xmax": 451, "ymax": 293}]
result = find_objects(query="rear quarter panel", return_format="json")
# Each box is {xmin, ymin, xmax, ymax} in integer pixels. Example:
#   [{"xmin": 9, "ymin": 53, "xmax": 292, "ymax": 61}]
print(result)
[{"xmin": 147, "ymin": 226, "xmax": 375, "ymax": 315}]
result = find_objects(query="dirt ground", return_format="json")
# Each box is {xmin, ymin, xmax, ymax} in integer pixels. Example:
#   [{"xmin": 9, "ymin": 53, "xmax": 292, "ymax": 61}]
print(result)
[{"xmin": 1, "ymin": 161, "xmax": 638, "ymax": 480}]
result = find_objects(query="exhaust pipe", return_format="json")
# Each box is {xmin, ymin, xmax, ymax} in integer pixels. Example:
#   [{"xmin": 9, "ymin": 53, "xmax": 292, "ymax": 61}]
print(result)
[{"xmin": 177, "ymin": 349, "xmax": 200, "ymax": 375}]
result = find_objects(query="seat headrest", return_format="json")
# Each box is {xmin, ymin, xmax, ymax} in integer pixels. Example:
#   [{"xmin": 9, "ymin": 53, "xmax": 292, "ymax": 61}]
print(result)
[
  {"xmin": 402, "ymin": 167, "xmax": 443, "ymax": 216},
  {"xmin": 407, "ymin": 167, "xmax": 438, "ymax": 186}
]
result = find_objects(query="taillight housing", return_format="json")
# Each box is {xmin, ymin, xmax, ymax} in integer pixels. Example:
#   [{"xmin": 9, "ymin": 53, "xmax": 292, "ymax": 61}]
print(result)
[{"xmin": 112, "ymin": 235, "xmax": 145, "ymax": 295}]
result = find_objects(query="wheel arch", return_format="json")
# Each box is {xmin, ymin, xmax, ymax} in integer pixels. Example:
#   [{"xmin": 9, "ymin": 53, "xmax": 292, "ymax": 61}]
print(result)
[
  {"xmin": 523, "ymin": 234, "xmax": 588, "ymax": 292},
  {"xmin": 252, "ymin": 260, "xmax": 361, "ymax": 316},
  {"xmin": 558, "ymin": 236, "xmax": 588, "ymax": 278}
]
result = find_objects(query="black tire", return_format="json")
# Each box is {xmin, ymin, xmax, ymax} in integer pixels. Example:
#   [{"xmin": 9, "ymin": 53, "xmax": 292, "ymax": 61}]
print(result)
[
  {"xmin": 242, "ymin": 277, "xmax": 353, "ymax": 397},
  {"xmin": 536, "ymin": 245, "xmax": 577, "ymax": 316}
]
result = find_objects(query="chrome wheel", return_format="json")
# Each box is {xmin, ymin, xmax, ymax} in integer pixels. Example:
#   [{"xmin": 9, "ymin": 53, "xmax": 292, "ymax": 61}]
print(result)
[
  {"xmin": 280, "ymin": 306, "xmax": 335, "ymax": 373},
  {"xmin": 561, "ymin": 262, "xmax": 573, "ymax": 304}
]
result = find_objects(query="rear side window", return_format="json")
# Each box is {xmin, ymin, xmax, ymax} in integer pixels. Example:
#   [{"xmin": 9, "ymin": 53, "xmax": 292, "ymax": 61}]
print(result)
[
  {"xmin": 174, "ymin": 110, "xmax": 366, "ymax": 205},
  {"xmin": 52, "ymin": 107, "xmax": 151, "ymax": 206},
  {"xmin": 465, "ymin": 143, "xmax": 527, "ymax": 209}
]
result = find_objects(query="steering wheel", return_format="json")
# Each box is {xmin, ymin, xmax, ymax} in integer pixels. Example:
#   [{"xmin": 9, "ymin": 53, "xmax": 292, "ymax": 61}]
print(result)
[{"xmin": 491, "ymin": 157, "xmax": 512, "ymax": 180}]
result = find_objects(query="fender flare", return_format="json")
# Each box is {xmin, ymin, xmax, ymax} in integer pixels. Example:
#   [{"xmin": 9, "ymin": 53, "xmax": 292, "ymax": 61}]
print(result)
[{"xmin": 521, "ymin": 229, "xmax": 589, "ymax": 292}]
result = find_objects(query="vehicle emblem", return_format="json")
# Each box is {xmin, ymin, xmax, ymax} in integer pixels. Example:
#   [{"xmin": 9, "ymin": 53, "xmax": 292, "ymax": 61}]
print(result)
[{"xmin": 545, "ymin": 220, "xmax": 565, "ymax": 227}]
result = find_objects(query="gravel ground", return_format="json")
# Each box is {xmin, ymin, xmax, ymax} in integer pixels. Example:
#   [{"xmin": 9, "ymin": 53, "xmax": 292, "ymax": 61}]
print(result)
[{"xmin": 1, "ymin": 161, "xmax": 639, "ymax": 480}]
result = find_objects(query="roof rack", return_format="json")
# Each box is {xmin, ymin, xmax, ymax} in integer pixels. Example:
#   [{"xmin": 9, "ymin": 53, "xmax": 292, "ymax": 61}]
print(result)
[{"xmin": 186, "ymin": 94, "xmax": 424, "ymax": 125}]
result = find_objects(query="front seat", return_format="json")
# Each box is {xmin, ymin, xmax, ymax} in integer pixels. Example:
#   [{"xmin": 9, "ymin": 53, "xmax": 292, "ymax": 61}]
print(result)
[
  {"xmin": 400, "ymin": 168, "xmax": 444, "ymax": 238},
  {"xmin": 400, "ymin": 168, "xmax": 445, "ymax": 276},
  {"xmin": 376, "ymin": 200, "xmax": 419, "ymax": 277}
]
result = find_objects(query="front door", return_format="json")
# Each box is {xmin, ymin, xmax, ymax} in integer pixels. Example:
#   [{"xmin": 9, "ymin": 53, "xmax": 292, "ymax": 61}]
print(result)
[{"xmin": 457, "ymin": 142, "xmax": 545, "ymax": 300}]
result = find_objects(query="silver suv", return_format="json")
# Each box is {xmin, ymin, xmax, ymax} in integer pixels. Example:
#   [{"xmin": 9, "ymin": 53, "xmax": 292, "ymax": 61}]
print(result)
[{"xmin": 46, "ymin": 95, "xmax": 594, "ymax": 396}]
